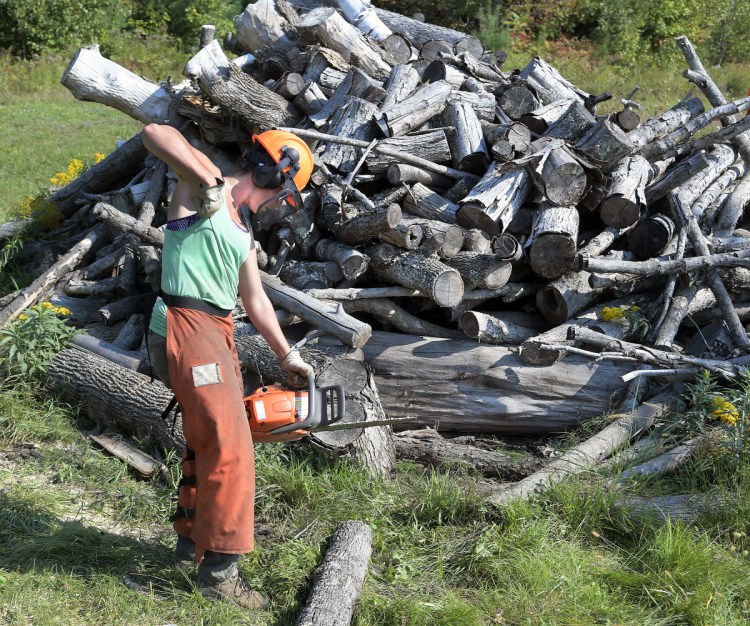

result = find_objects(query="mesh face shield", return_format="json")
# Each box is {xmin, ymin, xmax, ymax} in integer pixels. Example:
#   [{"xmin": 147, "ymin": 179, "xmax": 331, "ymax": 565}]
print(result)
[{"xmin": 253, "ymin": 184, "xmax": 299, "ymax": 231}]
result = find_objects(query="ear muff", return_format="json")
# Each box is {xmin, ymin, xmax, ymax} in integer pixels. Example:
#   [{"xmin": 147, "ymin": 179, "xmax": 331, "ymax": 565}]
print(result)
[{"xmin": 252, "ymin": 146, "xmax": 301, "ymax": 190}]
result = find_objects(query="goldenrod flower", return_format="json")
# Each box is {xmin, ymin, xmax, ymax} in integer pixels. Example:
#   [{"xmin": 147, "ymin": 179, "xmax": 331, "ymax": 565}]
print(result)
[
  {"xmin": 712, "ymin": 397, "xmax": 739, "ymax": 427},
  {"xmin": 599, "ymin": 305, "xmax": 640, "ymax": 322},
  {"xmin": 50, "ymin": 158, "xmax": 85, "ymax": 186}
]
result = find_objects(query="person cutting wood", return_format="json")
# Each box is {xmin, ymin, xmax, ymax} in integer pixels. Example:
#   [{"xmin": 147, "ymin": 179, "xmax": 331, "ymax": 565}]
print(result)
[{"xmin": 141, "ymin": 123, "xmax": 315, "ymax": 610}]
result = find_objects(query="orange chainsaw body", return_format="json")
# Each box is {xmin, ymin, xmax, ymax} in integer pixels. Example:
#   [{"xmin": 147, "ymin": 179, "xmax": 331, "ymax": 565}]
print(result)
[{"xmin": 244, "ymin": 385, "xmax": 309, "ymax": 434}]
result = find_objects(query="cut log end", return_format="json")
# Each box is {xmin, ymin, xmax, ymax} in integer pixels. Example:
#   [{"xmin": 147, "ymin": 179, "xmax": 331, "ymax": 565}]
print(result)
[
  {"xmin": 456, "ymin": 203, "xmax": 499, "ymax": 237},
  {"xmin": 599, "ymin": 196, "xmax": 641, "ymax": 229},
  {"xmin": 545, "ymin": 162, "xmax": 587, "ymax": 206},
  {"xmin": 530, "ymin": 235, "xmax": 577, "ymax": 279},
  {"xmin": 433, "ymin": 270, "xmax": 465, "ymax": 307},
  {"xmin": 536, "ymin": 285, "xmax": 570, "ymax": 325}
]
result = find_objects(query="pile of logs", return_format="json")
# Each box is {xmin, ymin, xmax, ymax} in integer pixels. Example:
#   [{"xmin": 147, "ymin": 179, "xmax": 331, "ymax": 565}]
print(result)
[{"xmin": 2, "ymin": 0, "xmax": 750, "ymax": 506}]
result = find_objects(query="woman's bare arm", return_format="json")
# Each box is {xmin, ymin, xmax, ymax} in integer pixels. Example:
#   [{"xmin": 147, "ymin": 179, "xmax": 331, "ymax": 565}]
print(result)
[{"xmin": 142, "ymin": 124, "xmax": 221, "ymax": 189}]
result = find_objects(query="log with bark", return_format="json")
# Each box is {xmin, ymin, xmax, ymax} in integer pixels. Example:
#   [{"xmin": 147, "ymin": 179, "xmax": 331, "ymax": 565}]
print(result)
[{"xmin": 295, "ymin": 520, "xmax": 372, "ymax": 626}]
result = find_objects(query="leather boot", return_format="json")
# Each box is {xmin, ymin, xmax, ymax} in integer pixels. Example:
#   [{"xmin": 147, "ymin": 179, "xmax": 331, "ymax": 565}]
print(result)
[
  {"xmin": 196, "ymin": 551, "xmax": 269, "ymax": 610},
  {"xmin": 173, "ymin": 534, "xmax": 197, "ymax": 573}
]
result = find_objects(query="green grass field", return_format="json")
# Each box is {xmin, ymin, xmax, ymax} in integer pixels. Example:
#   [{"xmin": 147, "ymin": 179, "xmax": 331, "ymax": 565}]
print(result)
[{"xmin": 2, "ymin": 36, "xmax": 750, "ymax": 625}]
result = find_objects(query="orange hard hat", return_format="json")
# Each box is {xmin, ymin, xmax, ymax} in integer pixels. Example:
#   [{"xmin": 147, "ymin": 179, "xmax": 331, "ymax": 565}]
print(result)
[{"xmin": 251, "ymin": 130, "xmax": 314, "ymax": 192}]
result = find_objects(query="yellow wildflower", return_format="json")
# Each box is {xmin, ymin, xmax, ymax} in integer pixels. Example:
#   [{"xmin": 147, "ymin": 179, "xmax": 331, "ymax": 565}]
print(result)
[
  {"xmin": 95, "ymin": 153, "xmax": 106, "ymax": 163},
  {"xmin": 41, "ymin": 302, "xmax": 54, "ymax": 309},
  {"xmin": 600, "ymin": 307, "xmax": 625, "ymax": 321},
  {"xmin": 50, "ymin": 158, "xmax": 85, "ymax": 186},
  {"xmin": 599, "ymin": 305, "xmax": 640, "ymax": 322},
  {"xmin": 17, "ymin": 314, "xmax": 28, "ymax": 321},
  {"xmin": 712, "ymin": 397, "xmax": 739, "ymax": 427},
  {"xmin": 55, "ymin": 306, "xmax": 72, "ymax": 316}
]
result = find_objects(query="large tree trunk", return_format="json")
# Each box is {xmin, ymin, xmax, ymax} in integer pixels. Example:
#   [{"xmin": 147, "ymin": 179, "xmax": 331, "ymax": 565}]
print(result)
[
  {"xmin": 361, "ymin": 331, "xmax": 638, "ymax": 435},
  {"xmin": 47, "ymin": 347, "xmax": 182, "ymax": 450}
]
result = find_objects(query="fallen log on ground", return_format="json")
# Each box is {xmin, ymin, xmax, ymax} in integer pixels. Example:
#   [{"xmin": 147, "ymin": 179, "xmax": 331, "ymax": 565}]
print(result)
[
  {"xmin": 485, "ymin": 387, "xmax": 679, "ymax": 507},
  {"xmin": 295, "ymin": 520, "xmax": 372, "ymax": 626}
]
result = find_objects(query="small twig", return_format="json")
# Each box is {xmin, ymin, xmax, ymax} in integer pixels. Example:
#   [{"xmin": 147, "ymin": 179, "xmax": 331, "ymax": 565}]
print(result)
[
  {"xmin": 341, "ymin": 138, "xmax": 378, "ymax": 203},
  {"xmin": 621, "ymin": 368, "xmax": 700, "ymax": 383}
]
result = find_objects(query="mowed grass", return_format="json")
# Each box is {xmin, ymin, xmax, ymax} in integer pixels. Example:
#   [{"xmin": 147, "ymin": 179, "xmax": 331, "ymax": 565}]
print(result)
[{"xmin": 0, "ymin": 94, "xmax": 140, "ymax": 218}]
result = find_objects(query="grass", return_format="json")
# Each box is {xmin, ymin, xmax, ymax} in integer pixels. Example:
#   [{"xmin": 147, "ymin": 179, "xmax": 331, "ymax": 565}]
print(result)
[{"xmin": 1, "ymin": 379, "xmax": 750, "ymax": 625}]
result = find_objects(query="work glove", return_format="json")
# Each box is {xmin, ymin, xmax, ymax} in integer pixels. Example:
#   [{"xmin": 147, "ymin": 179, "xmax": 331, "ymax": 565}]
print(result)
[
  {"xmin": 194, "ymin": 178, "xmax": 225, "ymax": 218},
  {"xmin": 279, "ymin": 349, "xmax": 315, "ymax": 387}
]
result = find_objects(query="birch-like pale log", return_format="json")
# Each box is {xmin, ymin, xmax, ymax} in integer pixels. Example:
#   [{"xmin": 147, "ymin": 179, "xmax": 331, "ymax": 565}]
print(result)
[
  {"xmin": 377, "ymin": 80, "xmax": 453, "ymax": 137},
  {"xmin": 669, "ymin": 158, "xmax": 750, "ymax": 349},
  {"xmin": 62, "ymin": 45, "xmax": 178, "ymax": 124},
  {"xmin": 714, "ymin": 173, "xmax": 750, "ymax": 237},
  {"xmin": 297, "ymin": 7, "xmax": 391, "ymax": 77},
  {"xmin": 574, "ymin": 118, "xmax": 633, "ymax": 168},
  {"xmin": 234, "ymin": 0, "xmax": 298, "ymax": 53},
  {"xmin": 645, "ymin": 149, "xmax": 711, "ymax": 204},
  {"xmin": 676, "ymin": 35, "xmax": 750, "ymax": 163},
  {"xmin": 457, "ymin": 165, "xmax": 531, "ymax": 236},
  {"xmin": 579, "ymin": 248, "xmax": 750, "ymax": 276},
  {"xmin": 628, "ymin": 97, "xmax": 705, "ymax": 150},
  {"xmin": 443, "ymin": 100, "xmax": 489, "ymax": 174},
  {"xmin": 527, "ymin": 203, "xmax": 579, "ymax": 279},
  {"xmin": 519, "ymin": 57, "xmax": 590, "ymax": 108},
  {"xmin": 599, "ymin": 155, "xmax": 652, "ymax": 228}
]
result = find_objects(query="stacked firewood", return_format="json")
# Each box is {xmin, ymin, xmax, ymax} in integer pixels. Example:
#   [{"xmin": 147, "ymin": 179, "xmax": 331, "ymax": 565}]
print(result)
[{"xmin": 3, "ymin": 0, "xmax": 750, "ymax": 488}]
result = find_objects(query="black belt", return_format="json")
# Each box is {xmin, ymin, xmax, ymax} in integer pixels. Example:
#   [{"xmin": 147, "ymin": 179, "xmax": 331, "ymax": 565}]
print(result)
[{"xmin": 159, "ymin": 291, "xmax": 232, "ymax": 317}]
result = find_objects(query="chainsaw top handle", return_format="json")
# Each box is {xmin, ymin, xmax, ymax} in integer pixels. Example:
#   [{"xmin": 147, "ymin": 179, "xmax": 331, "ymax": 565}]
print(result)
[{"xmin": 266, "ymin": 374, "xmax": 316, "ymax": 435}]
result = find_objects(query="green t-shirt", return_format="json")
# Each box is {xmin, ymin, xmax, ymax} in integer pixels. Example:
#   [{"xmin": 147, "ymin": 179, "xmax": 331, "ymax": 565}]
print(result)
[{"xmin": 149, "ymin": 201, "xmax": 252, "ymax": 337}]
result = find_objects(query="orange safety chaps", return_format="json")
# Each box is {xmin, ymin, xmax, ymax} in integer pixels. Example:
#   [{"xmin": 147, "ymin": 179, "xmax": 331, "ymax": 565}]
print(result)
[{"xmin": 166, "ymin": 306, "xmax": 255, "ymax": 557}]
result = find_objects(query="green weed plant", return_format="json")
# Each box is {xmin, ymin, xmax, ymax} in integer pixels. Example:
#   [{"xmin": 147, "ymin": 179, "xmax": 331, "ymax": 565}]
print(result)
[{"xmin": 0, "ymin": 302, "xmax": 77, "ymax": 380}]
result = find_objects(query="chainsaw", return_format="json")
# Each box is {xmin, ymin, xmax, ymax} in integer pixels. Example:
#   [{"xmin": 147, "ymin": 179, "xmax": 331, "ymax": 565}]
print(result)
[{"xmin": 244, "ymin": 374, "xmax": 414, "ymax": 435}]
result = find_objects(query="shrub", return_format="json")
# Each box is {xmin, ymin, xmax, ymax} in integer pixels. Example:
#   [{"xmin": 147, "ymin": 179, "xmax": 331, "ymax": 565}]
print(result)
[{"xmin": 0, "ymin": 0, "xmax": 127, "ymax": 57}]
